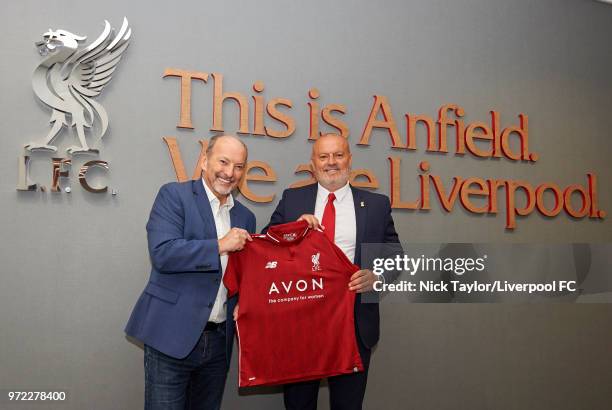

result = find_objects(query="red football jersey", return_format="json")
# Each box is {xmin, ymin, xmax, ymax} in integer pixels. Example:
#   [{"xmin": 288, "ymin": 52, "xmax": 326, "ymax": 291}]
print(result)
[{"xmin": 224, "ymin": 220, "xmax": 364, "ymax": 387}]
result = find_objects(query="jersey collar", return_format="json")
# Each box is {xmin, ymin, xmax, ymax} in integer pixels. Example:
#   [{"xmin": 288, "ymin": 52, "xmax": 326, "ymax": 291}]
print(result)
[{"xmin": 266, "ymin": 220, "xmax": 310, "ymax": 245}]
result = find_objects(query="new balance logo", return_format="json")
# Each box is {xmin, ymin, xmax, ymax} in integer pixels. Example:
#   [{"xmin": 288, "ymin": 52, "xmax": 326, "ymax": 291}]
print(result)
[{"xmin": 265, "ymin": 261, "xmax": 278, "ymax": 269}]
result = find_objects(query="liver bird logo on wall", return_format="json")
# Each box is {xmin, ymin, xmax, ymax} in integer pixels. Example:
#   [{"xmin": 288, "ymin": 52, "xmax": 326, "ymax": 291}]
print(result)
[{"xmin": 25, "ymin": 18, "xmax": 131, "ymax": 155}]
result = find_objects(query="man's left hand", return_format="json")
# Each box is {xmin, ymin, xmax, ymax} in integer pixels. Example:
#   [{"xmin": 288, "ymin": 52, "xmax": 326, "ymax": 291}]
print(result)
[{"xmin": 348, "ymin": 269, "xmax": 376, "ymax": 293}]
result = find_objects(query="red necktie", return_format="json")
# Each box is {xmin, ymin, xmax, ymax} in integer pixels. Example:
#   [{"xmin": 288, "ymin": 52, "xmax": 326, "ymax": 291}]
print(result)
[{"xmin": 322, "ymin": 192, "xmax": 336, "ymax": 242}]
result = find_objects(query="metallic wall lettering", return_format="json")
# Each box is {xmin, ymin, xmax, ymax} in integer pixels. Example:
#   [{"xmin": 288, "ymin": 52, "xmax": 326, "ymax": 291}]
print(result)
[
  {"xmin": 51, "ymin": 158, "xmax": 71, "ymax": 192},
  {"xmin": 16, "ymin": 155, "xmax": 38, "ymax": 191},
  {"xmin": 79, "ymin": 160, "xmax": 109, "ymax": 193}
]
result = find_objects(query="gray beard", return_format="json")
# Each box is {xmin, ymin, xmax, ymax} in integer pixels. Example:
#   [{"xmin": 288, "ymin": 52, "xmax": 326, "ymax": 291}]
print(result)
[{"xmin": 315, "ymin": 169, "xmax": 350, "ymax": 191}]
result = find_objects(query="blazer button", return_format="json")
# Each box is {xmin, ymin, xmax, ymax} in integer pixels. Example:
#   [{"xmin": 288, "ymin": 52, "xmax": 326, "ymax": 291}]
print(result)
[
  {"xmin": 208, "ymin": 302, "xmax": 213, "ymax": 308},
  {"xmin": 214, "ymin": 278, "xmax": 220, "ymax": 284}
]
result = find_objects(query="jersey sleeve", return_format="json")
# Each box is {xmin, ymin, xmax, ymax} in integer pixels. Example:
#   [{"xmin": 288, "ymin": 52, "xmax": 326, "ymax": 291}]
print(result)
[{"xmin": 224, "ymin": 252, "xmax": 242, "ymax": 297}]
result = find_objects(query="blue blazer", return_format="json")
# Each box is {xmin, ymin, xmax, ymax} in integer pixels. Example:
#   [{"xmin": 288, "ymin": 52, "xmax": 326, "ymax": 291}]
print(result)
[
  {"xmin": 264, "ymin": 183, "xmax": 399, "ymax": 349},
  {"xmin": 125, "ymin": 180, "xmax": 256, "ymax": 361}
]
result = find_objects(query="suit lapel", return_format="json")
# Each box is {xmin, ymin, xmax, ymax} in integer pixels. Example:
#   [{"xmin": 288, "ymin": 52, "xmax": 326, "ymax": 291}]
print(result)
[
  {"xmin": 192, "ymin": 179, "xmax": 217, "ymax": 237},
  {"xmin": 230, "ymin": 204, "xmax": 242, "ymax": 229},
  {"xmin": 351, "ymin": 185, "xmax": 367, "ymax": 263},
  {"xmin": 304, "ymin": 183, "xmax": 318, "ymax": 215}
]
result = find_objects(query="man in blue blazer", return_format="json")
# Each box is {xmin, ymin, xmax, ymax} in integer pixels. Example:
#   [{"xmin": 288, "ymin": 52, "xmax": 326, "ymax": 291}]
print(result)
[
  {"xmin": 265, "ymin": 134, "xmax": 400, "ymax": 410},
  {"xmin": 125, "ymin": 135, "xmax": 256, "ymax": 410}
]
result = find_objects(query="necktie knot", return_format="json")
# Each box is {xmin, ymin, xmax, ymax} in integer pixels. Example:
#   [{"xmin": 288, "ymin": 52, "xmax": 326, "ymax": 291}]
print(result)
[{"xmin": 328, "ymin": 192, "xmax": 336, "ymax": 203}]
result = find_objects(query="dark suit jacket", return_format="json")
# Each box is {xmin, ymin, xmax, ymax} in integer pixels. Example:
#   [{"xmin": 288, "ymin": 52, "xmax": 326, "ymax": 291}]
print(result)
[
  {"xmin": 125, "ymin": 180, "xmax": 256, "ymax": 361},
  {"xmin": 264, "ymin": 183, "xmax": 399, "ymax": 348}
]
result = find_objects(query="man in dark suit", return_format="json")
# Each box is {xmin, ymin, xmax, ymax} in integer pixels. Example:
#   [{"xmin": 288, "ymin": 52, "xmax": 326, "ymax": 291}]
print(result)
[
  {"xmin": 125, "ymin": 135, "xmax": 256, "ymax": 410},
  {"xmin": 265, "ymin": 134, "xmax": 400, "ymax": 410}
]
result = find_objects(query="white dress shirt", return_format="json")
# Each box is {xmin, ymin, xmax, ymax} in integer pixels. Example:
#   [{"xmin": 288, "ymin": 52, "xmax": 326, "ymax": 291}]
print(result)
[
  {"xmin": 202, "ymin": 178, "xmax": 234, "ymax": 323},
  {"xmin": 314, "ymin": 182, "xmax": 357, "ymax": 263}
]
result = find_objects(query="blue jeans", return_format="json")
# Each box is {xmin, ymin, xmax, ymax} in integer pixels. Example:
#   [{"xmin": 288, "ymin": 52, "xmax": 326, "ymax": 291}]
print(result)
[{"xmin": 144, "ymin": 325, "xmax": 228, "ymax": 410}]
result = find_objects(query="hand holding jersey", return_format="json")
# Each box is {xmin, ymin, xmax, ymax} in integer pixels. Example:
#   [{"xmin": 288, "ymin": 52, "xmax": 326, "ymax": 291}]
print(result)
[{"xmin": 218, "ymin": 227, "xmax": 252, "ymax": 254}]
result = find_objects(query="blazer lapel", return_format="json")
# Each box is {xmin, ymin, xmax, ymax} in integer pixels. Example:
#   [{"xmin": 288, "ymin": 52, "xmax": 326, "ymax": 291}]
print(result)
[
  {"xmin": 351, "ymin": 185, "xmax": 367, "ymax": 263},
  {"xmin": 192, "ymin": 179, "xmax": 217, "ymax": 238},
  {"xmin": 305, "ymin": 183, "xmax": 318, "ymax": 215},
  {"xmin": 230, "ymin": 204, "xmax": 242, "ymax": 229}
]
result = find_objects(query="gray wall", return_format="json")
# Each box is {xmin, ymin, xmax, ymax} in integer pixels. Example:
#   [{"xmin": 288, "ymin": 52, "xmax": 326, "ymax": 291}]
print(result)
[{"xmin": 1, "ymin": 0, "xmax": 611, "ymax": 409}]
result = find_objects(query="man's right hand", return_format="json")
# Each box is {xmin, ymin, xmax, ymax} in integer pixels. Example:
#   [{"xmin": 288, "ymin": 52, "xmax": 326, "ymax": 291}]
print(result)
[
  {"xmin": 218, "ymin": 228, "xmax": 252, "ymax": 254},
  {"xmin": 297, "ymin": 214, "xmax": 323, "ymax": 231}
]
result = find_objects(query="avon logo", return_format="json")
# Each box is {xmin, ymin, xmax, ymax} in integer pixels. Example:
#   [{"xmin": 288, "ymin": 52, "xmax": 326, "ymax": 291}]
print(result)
[{"xmin": 268, "ymin": 278, "xmax": 324, "ymax": 295}]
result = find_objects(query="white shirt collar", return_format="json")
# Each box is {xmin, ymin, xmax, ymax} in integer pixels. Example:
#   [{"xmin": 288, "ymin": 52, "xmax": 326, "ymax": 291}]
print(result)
[
  {"xmin": 317, "ymin": 182, "xmax": 351, "ymax": 203},
  {"xmin": 202, "ymin": 178, "xmax": 234, "ymax": 210}
]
